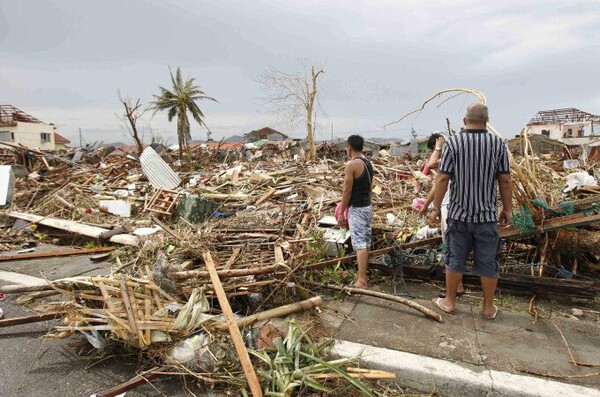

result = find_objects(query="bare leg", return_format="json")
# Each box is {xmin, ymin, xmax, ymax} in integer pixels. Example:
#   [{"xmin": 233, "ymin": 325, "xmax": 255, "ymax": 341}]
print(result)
[
  {"xmin": 438, "ymin": 269, "xmax": 463, "ymax": 312},
  {"xmin": 480, "ymin": 276, "xmax": 498, "ymax": 317},
  {"xmin": 356, "ymin": 248, "xmax": 369, "ymax": 288}
]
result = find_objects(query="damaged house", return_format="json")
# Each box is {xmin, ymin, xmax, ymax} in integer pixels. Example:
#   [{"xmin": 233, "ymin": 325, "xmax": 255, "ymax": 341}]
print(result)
[
  {"xmin": 0, "ymin": 105, "xmax": 68, "ymax": 151},
  {"xmin": 525, "ymin": 108, "xmax": 599, "ymax": 146}
]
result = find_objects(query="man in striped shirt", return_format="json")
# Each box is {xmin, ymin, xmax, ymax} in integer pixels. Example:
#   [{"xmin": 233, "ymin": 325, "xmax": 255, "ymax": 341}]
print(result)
[{"xmin": 431, "ymin": 103, "xmax": 512, "ymax": 320}]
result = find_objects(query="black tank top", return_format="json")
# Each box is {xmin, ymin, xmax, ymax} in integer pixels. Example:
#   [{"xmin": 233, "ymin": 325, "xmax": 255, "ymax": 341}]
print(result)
[{"xmin": 349, "ymin": 157, "xmax": 373, "ymax": 207}]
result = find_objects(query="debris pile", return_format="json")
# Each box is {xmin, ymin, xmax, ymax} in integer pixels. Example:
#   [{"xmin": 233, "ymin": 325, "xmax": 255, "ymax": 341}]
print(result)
[{"xmin": 1, "ymin": 127, "xmax": 599, "ymax": 393}]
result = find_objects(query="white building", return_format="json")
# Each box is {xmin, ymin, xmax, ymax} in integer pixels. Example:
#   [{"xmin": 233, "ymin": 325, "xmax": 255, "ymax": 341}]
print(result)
[
  {"xmin": 0, "ymin": 105, "xmax": 68, "ymax": 150},
  {"xmin": 525, "ymin": 108, "xmax": 599, "ymax": 146}
]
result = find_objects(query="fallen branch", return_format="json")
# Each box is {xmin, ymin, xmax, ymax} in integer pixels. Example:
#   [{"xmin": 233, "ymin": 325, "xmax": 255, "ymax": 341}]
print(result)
[{"xmin": 312, "ymin": 282, "xmax": 443, "ymax": 323}]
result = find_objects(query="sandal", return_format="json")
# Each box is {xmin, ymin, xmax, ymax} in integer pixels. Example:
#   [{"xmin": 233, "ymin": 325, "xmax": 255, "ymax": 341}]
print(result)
[
  {"xmin": 483, "ymin": 305, "xmax": 499, "ymax": 320},
  {"xmin": 432, "ymin": 297, "xmax": 455, "ymax": 314}
]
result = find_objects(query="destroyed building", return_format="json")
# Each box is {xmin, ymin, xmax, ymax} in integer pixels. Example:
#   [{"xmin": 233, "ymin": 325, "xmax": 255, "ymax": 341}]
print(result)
[
  {"xmin": 243, "ymin": 126, "xmax": 288, "ymax": 142},
  {"xmin": 0, "ymin": 105, "xmax": 67, "ymax": 151},
  {"xmin": 525, "ymin": 108, "xmax": 600, "ymax": 146}
]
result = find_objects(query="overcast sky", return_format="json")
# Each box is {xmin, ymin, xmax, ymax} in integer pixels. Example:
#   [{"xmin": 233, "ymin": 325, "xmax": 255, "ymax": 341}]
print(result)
[{"xmin": 1, "ymin": 0, "xmax": 599, "ymax": 146}]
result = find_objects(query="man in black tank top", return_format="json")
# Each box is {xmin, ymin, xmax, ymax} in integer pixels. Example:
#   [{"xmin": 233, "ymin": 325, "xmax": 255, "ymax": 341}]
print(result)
[{"xmin": 336, "ymin": 135, "xmax": 373, "ymax": 289}]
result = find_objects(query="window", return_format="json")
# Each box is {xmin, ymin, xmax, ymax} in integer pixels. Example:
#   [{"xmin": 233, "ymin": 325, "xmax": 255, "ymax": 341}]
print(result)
[
  {"xmin": 41, "ymin": 132, "xmax": 52, "ymax": 143},
  {"xmin": 541, "ymin": 129, "xmax": 550, "ymax": 137},
  {"xmin": 564, "ymin": 128, "xmax": 573, "ymax": 138},
  {"xmin": 0, "ymin": 131, "xmax": 14, "ymax": 142}
]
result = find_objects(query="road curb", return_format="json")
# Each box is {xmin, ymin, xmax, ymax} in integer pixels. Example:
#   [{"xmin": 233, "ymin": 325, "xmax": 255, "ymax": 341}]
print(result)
[{"xmin": 332, "ymin": 340, "xmax": 600, "ymax": 397}]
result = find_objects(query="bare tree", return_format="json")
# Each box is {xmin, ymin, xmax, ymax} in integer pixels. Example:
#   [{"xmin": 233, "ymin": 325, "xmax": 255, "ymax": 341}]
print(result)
[
  {"xmin": 118, "ymin": 91, "xmax": 147, "ymax": 155},
  {"xmin": 258, "ymin": 65, "xmax": 325, "ymax": 160}
]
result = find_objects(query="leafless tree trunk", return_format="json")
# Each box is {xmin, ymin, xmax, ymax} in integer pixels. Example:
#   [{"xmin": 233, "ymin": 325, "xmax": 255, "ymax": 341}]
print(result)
[
  {"xmin": 118, "ymin": 92, "xmax": 147, "ymax": 155},
  {"xmin": 258, "ymin": 65, "xmax": 324, "ymax": 161}
]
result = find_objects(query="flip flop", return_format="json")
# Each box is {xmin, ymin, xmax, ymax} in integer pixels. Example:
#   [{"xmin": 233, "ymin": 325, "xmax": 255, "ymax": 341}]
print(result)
[
  {"xmin": 483, "ymin": 305, "xmax": 499, "ymax": 320},
  {"xmin": 432, "ymin": 297, "xmax": 455, "ymax": 314},
  {"xmin": 438, "ymin": 289, "xmax": 465, "ymax": 298}
]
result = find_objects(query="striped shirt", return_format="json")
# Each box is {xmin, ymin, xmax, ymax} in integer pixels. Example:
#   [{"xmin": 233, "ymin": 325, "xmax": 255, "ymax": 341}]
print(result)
[{"xmin": 439, "ymin": 129, "xmax": 510, "ymax": 223}]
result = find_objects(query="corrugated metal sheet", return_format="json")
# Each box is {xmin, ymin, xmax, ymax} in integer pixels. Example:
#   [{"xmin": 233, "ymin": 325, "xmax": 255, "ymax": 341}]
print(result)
[{"xmin": 139, "ymin": 147, "xmax": 181, "ymax": 189}]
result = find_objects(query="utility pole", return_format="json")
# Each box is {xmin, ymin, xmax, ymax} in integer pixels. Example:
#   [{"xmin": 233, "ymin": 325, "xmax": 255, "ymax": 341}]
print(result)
[
  {"xmin": 331, "ymin": 122, "xmax": 334, "ymax": 141},
  {"xmin": 79, "ymin": 128, "xmax": 83, "ymax": 147}
]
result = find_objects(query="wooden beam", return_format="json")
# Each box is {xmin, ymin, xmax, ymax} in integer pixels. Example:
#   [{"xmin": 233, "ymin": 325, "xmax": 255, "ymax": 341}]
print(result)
[
  {"xmin": 202, "ymin": 251, "xmax": 263, "ymax": 397},
  {"xmin": 0, "ymin": 247, "xmax": 115, "ymax": 262},
  {"xmin": 8, "ymin": 211, "xmax": 139, "ymax": 246}
]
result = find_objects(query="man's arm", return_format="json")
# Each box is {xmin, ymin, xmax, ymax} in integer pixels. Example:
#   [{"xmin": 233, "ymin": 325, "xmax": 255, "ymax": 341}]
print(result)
[
  {"xmin": 498, "ymin": 173, "xmax": 512, "ymax": 226},
  {"xmin": 337, "ymin": 162, "xmax": 355, "ymax": 226}
]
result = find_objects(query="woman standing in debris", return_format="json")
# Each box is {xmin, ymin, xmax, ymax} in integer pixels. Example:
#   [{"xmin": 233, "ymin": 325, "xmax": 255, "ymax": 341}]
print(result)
[
  {"xmin": 419, "ymin": 132, "xmax": 466, "ymax": 297},
  {"xmin": 337, "ymin": 135, "xmax": 374, "ymax": 289}
]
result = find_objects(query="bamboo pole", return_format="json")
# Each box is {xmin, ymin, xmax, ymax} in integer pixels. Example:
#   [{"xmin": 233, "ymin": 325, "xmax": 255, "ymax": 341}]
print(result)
[
  {"xmin": 172, "ymin": 264, "xmax": 281, "ymax": 280},
  {"xmin": 202, "ymin": 250, "xmax": 263, "ymax": 397},
  {"xmin": 213, "ymin": 296, "xmax": 323, "ymax": 331}
]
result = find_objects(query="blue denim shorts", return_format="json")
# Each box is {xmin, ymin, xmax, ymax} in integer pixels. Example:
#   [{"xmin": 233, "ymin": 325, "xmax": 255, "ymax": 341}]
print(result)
[
  {"xmin": 348, "ymin": 205, "xmax": 372, "ymax": 250},
  {"xmin": 444, "ymin": 219, "xmax": 501, "ymax": 277}
]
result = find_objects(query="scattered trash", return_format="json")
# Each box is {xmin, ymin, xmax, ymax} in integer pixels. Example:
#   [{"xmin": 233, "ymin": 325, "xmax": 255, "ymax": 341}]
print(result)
[
  {"xmin": 133, "ymin": 227, "xmax": 161, "ymax": 236},
  {"xmin": 99, "ymin": 200, "xmax": 131, "ymax": 217},
  {"xmin": 564, "ymin": 171, "xmax": 598, "ymax": 192}
]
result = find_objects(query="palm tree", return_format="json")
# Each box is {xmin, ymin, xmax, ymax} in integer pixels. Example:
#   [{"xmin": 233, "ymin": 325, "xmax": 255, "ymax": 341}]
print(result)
[{"xmin": 152, "ymin": 67, "xmax": 216, "ymax": 158}]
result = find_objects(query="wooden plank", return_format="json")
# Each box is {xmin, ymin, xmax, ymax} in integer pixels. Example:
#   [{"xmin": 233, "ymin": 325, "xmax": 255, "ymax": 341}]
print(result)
[
  {"xmin": 7, "ymin": 212, "xmax": 139, "ymax": 246},
  {"xmin": 0, "ymin": 312, "xmax": 65, "ymax": 327},
  {"xmin": 254, "ymin": 188, "xmax": 276, "ymax": 206},
  {"xmin": 151, "ymin": 216, "xmax": 182, "ymax": 240},
  {"xmin": 0, "ymin": 247, "xmax": 115, "ymax": 262},
  {"xmin": 223, "ymin": 247, "xmax": 242, "ymax": 270},
  {"xmin": 202, "ymin": 251, "xmax": 263, "ymax": 397}
]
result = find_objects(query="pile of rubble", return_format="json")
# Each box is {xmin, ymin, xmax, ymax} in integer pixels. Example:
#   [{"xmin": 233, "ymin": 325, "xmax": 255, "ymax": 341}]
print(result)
[{"xmin": 1, "ymin": 136, "xmax": 599, "ymax": 394}]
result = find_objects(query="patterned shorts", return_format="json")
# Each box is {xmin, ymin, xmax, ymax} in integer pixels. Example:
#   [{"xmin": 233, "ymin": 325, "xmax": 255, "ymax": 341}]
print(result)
[{"xmin": 348, "ymin": 205, "xmax": 372, "ymax": 250}]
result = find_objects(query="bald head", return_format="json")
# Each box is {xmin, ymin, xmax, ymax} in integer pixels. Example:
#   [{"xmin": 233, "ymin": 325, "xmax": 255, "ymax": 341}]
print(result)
[{"xmin": 465, "ymin": 103, "xmax": 489, "ymax": 124}]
